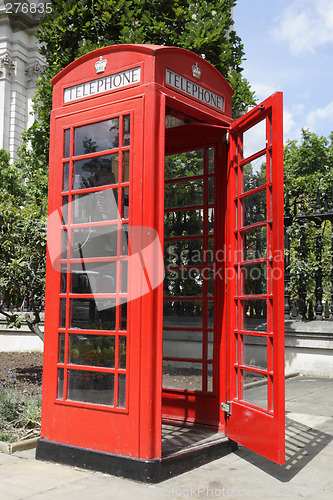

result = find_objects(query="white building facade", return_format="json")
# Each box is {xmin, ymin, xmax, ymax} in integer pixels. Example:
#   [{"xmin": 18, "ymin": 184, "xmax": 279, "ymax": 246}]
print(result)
[{"xmin": 0, "ymin": 1, "xmax": 45, "ymax": 162}]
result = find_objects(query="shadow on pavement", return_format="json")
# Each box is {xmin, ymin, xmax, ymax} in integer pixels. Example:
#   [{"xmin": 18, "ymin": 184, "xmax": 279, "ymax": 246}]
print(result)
[{"xmin": 234, "ymin": 414, "xmax": 332, "ymax": 482}]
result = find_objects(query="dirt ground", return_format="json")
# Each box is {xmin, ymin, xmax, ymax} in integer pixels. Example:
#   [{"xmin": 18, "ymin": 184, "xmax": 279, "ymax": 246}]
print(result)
[
  {"xmin": 0, "ymin": 352, "xmax": 203, "ymax": 391},
  {"xmin": 0, "ymin": 352, "xmax": 43, "ymax": 391}
]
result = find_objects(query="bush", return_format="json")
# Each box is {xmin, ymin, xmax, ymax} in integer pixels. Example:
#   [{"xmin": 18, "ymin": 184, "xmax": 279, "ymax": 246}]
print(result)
[{"xmin": 0, "ymin": 370, "xmax": 41, "ymax": 443}]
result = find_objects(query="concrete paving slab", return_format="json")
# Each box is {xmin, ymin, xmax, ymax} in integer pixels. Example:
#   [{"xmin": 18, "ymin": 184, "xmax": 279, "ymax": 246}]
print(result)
[
  {"xmin": 0, "ymin": 457, "xmax": 92, "ymax": 499},
  {"xmin": 0, "ymin": 375, "xmax": 331, "ymax": 499}
]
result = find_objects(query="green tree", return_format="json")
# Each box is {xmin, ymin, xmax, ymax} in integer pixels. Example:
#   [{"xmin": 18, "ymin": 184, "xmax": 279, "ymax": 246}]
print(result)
[
  {"xmin": 0, "ymin": 150, "xmax": 46, "ymax": 339},
  {"xmin": 26, "ymin": 0, "xmax": 254, "ymax": 185},
  {"xmin": 284, "ymin": 129, "xmax": 333, "ymax": 311},
  {"xmin": 4, "ymin": 1, "xmax": 254, "ymax": 338}
]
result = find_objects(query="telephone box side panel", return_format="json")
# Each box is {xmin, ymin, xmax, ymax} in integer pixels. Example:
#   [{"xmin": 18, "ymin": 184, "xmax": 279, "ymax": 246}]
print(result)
[{"xmin": 40, "ymin": 96, "xmax": 147, "ymax": 458}]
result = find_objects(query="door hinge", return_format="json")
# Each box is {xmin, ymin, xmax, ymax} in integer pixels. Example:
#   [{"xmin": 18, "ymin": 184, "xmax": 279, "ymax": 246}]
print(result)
[
  {"xmin": 225, "ymin": 131, "xmax": 230, "ymax": 144},
  {"xmin": 221, "ymin": 401, "xmax": 231, "ymax": 415}
]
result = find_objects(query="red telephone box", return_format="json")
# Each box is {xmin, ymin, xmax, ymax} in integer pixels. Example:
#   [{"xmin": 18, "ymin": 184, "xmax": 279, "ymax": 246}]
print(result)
[{"xmin": 36, "ymin": 45, "xmax": 285, "ymax": 481}]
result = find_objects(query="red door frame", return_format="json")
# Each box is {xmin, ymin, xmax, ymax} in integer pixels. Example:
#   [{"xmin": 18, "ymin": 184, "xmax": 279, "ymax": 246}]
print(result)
[
  {"xmin": 225, "ymin": 93, "xmax": 285, "ymax": 464},
  {"xmin": 162, "ymin": 115, "xmax": 227, "ymax": 428}
]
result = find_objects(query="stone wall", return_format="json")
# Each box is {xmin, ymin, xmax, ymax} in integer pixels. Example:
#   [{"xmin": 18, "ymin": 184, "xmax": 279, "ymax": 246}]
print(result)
[
  {"xmin": 1, "ymin": 317, "xmax": 332, "ymax": 377},
  {"xmin": 0, "ymin": 1, "xmax": 45, "ymax": 161},
  {"xmin": 0, "ymin": 318, "xmax": 43, "ymax": 352}
]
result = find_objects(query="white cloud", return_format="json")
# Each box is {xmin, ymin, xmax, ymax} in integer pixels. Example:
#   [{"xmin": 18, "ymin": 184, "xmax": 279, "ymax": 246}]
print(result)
[
  {"xmin": 283, "ymin": 109, "xmax": 303, "ymax": 143},
  {"xmin": 273, "ymin": 0, "xmax": 333, "ymax": 56},
  {"xmin": 305, "ymin": 101, "xmax": 333, "ymax": 133},
  {"xmin": 283, "ymin": 110, "xmax": 296, "ymax": 135},
  {"xmin": 290, "ymin": 103, "xmax": 305, "ymax": 116},
  {"xmin": 251, "ymin": 82, "xmax": 278, "ymax": 102}
]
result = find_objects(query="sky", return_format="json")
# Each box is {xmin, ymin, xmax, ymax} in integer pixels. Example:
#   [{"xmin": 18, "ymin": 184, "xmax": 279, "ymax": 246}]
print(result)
[{"xmin": 234, "ymin": 0, "xmax": 333, "ymax": 144}]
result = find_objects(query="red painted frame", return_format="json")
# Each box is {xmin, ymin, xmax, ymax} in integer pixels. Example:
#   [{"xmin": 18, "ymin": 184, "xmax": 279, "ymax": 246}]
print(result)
[
  {"xmin": 225, "ymin": 93, "xmax": 285, "ymax": 464},
  {"xmin": 162, "ymin": 123, "xmax": 227, "ymax": 427}
]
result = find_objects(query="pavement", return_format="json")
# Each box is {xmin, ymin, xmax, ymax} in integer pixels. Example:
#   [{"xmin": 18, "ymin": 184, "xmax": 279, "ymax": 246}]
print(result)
[{"xmin": 0, "ymin": 375, "xmax": 332, "ymax": 500}]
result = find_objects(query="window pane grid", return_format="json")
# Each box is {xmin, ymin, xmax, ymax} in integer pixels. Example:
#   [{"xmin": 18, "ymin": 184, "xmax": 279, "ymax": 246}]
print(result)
[
  {"xmin": 163, "ymin": 146, "xmax": 215, "ymax": 394},
  {"xmin": 232, "ymin": 113, "xmax": 274, "ymax": 413},
  {"xmin": 57, "ymin": 114, "xmax": 130, "ymax": 409}
]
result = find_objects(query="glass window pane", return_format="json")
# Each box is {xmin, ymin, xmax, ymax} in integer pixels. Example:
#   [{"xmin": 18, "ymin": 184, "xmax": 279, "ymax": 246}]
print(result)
[
  {"xmin": 207, "ymin": 363, "xmax": 213, "ymax": 392},
  {"xmin": 67, "ymin": 370, "xmax": 115, "ymax": 406},
  {"xmin": 207, "ymin": 331, "xmax": 214, "ymax": 359},
  {"xmin": 207, "ymin": 269, "xmax": 214, "ymax": 296},
  {"xmin": 122, "ymin": 115, "xmax": 130, "ymax": 146},
  {"xmin": 164, "ymin": 239, "xmax": 203, "ymax": 267},
  {"xmin": 243, "ymin": 335, "xmax": 267, "ymax": 370},
  {"xmin": 57, "ymin": 368, "xmax": 64, "ymax": 399},
  {"xmin": 122, "ymin": 150, "xmax": 130, "ymax": 182},
  {"xmin": 208, "ymin": 300, "xmax": 214, "ymax": 327},
  {"xmin": 163, "ymin": 300, "xmax": 203, "ymax": 327},
  {"xmin": 242, "ymin": 299, "xmax": 267, "ymax": 332},
  {"xmin": 59, "ymin": 298, "xmax": 66, "ymax": 328},
  {"xmin": 243, "ymin": 226, "xmax": 267, "ymax": 261},
  {"xmin": 117, "ymin": 374, "xmax": 126, "ymax": 408},
  {"xmin": 63, "ymin": 162, "xmax": 69, "ymax": 192},
  {"xmin": 165, "ymin": 179, "xmax": 204, "ymax": 209},
  {"xmin": 164, "ymin": 209, "xmax": 204, "ymax": 237},
  {"xmin": 121, "ymin": 261, "xmax": 128, "ymax": 293},
  {"xmin": 243, "ymin": 371, "xmax": 268, "ymax": 409},
  {"xmin": 122, "ymin": 187, "xmax": 129, "ymax": 219},
  {"xmin": 162, "ymin": 360, "xmax": 202, "ymax": 390},
  {"xmin": 208, "ymin": 147, "xmax": 215, "ymax": 173},
  {"xmin": 207, "ymin": 238, "xmax": 214, "ymax": 265},
  {"xmin": 165, "ymin": 150, "xmax": 204, "ymax": 180},
  {"xmin": 119, "ymin": 336, "xmax": 127, "ymax": 368},
  {"xmin": 208, "ymin": 208, "xmax": 215, "ymax": 234},
  {"xmin": 242, "ymin": 189, "xmax": 266, "ymax": 227},
  {"xmin": 242, "ymin": 119, "xmax": 266, "ymax": 159},
  {"xmin": 61, "ymin": 230, "xmax": 68, "ymax": 262},
  {"xmin": 64, "ymin": 129, "xmax": 70, "ymax": 158},
  {"xmin": 70, "ymin": 298, "xmax": 116, "ymax": 330},
  {"xmin": 164, "ymin": 269, "xmax": 203, "ymax": 297},
  {"xmin": 119, "ymin": 302, "xmax": 127, "ymax": 331},
  {"xmin": 121, "ymin": 223, "xmax": 129, "ymax": 255},
  {"xmin": 62, "ymin": 196, "xmax": 68, "ymax": 225},
  {"xmin": 208, "ymin": 177, "xmax": 214, "ymax": 204},
  {"xmin": 60, "ymin": 265, "xmax": 67, "ymax": 294},
  {"xmin": 58, "ymin": 333, "xmax": 65, "ymax": 363},
  {"xmin": 74, "ymin": 118, "xmax": 119, "ymax": 156},
  {"xmin": 73, "ymin": 154, "xmax": 119, "ymax": 190},
  {"xmin": 69, "ymin": 334, "xmax": 115, "ymax": 367},
  {"xmin": 72, "ymin": 189, "xmax": 118, "ymax": 224},
  {"xmin": 71, "ymin": 262, "xmax": 117, "ymax": 294},
  {"xmin": 71, "ymin": 225, "xmax": 118, "ymax": 258},
  {"xmin": 163, "ymin": 330, "xmax": 203, "ymax": 359},
  {"xmin": 243, "ymin": 263, "xmax": 267, "ymax": 295},
  {"xmin": 242, "ymin": 154, "xmax": 266, "ymax": 193}
]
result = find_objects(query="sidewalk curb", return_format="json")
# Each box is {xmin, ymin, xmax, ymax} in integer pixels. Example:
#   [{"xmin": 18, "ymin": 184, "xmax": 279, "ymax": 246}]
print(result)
[{"xmin": 0, "ymin": 437, "xmax": 38, "ymax": 455}]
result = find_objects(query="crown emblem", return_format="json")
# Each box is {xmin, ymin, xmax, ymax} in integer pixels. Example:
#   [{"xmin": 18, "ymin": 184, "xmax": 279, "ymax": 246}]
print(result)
[
  {"xmin": 95, "ymin": 56, "xmax": 107, "ymax": 74},
  {"xmin": 192, "ymin": 62, "xmax": 201, "ymax": 80}
]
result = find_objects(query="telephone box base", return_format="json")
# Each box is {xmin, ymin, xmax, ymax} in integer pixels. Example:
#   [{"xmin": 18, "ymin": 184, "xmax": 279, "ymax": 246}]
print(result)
[{"xmin": 36, "ymin": 437, "xmax": 237, "ymax": 483}]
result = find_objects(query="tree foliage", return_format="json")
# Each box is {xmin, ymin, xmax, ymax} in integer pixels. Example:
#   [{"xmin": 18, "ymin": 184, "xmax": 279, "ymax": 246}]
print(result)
[
  {"xmin": 28, "ymin": 0, "xmax": 254, "ymax": 179},
  {"xmin": 284, "ymin": 129, "xmax": 333, "ymax": 308},
  {"xmin": 0, "ymin": 150, "xmax": 46, "ymax": 339},
  {"xmin": 2, "ymin": 1, "xmax": 255, "ymax": 337}
]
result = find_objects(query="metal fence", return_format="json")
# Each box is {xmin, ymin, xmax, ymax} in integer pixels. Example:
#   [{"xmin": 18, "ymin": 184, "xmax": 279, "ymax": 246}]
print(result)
[{"xmin": 284, "ymin": 189, "xmax": 333, "ymax": 321}]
